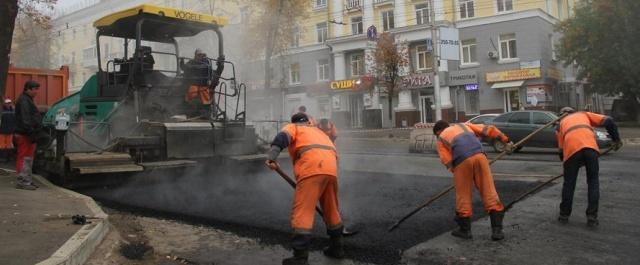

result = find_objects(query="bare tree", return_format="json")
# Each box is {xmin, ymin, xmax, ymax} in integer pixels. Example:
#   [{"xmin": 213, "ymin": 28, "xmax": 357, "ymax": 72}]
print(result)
[
  {"xmin": 369, "ymin": 32, "xmax": 409, "ymax": 123},
  {"xmin": 0, "ymin": 0, "xmax": 56, "ymax": 95},
  {"xmin": 240, "ymin": 0, "xmax": 309, "ymax": 91},
  {"xmin": 11, "ymin": 15, "xmax": 54, "ymax": 68}
]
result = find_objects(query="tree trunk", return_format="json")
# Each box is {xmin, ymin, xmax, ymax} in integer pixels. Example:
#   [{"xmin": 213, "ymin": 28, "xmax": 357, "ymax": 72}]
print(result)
[
  {"xmin": 0, "ymin": 1, "xmax": 20, "ymax": 97},
  {"xmin": 264, "ymin": 29, "xmax": 273, "ymax": 91},
  {"xmin": 387, "ymin": 87, "xmax": 393, "ymax": 125},
  {"xmin": 263, "ymin": 0, "xmax": 285, "ymax": 93}
]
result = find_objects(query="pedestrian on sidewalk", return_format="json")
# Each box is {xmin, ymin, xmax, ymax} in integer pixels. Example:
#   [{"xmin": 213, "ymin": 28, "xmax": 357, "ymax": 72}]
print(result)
[
  {"xmin": 433, "ymin": 120, "xmax": 515, "ymax": 240},
  {"xmin": 297, "ymin": 106, "xmax": 317, "ymax": 126},
  {"xmin": 266, "ymin": 112, "xmax": 344, "ymax": 265},
  {"xmin": 556, "ymin": 107, "xmax": 622, "ymax": 227},
  {"xmin": 0, "ymin": 99, "xmax": 16, "ymax": 162},
  {"xmin": 14, "ymin": 80, "xmax": 44, "ymax": 190}
]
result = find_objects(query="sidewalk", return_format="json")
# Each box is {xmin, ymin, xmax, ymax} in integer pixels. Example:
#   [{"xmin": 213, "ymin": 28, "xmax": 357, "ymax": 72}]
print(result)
[
  {"xmin": 0, "ymin": 170, "xmax": 108, "ymax": 265},
  {"xmin": 402, "ymin": 149, "xmax": 640, "ymax": 265}
]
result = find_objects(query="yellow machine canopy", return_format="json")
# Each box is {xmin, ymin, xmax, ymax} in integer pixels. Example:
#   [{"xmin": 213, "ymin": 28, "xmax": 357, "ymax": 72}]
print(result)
[{"xmin": 94, "ymin": 4, "xmax": 228, "ymax": 42}]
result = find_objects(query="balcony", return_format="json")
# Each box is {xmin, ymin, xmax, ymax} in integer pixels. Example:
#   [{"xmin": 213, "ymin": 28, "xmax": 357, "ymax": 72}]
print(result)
[
  {"xmin": 373, "ymin": 0, "xmax": 394, "ymax": 7},
  {"xmin": 345, "ymin": 0, "xmax": 362, "ymax": 12}
]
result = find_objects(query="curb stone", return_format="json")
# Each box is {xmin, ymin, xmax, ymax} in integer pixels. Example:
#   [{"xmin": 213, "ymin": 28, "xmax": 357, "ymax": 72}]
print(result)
[{"xmin": 1, "ymin": 167, "xmax": 109, "ymax": 265}]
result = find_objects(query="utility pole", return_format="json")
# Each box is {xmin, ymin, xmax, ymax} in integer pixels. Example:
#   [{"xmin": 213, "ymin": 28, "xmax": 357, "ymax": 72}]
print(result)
[{"xmin": 430, "ymin": 0, "xmax": 442, "ymax": 120}]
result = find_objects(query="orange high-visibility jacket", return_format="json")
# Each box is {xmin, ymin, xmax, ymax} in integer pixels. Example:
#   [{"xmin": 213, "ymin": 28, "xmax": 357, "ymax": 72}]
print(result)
[
  {"xmin": 317, "ymin": 121, "xmax": 338, "ymax": 142},
  {"xmin": 437, "ymin": 123, "xmax": 509, "ymax": 171},
  {"xmin": 281, "ymin": 123, "xmax": 338, "ymax": 180},
  {"xmin": 556, "ymin": 111, "xmax": 607, "ymax": 161}
]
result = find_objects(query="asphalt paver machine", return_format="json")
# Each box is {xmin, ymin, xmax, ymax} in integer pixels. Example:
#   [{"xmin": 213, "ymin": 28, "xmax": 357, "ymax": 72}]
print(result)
[{"xmin": 38, "ymin": 5, "xmax": 259, "ymax": 186}]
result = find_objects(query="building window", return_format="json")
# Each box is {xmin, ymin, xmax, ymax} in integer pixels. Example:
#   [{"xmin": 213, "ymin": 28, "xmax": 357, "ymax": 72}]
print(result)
[
  {"xmin": 415, "ymin": 3, "xmax": 430, "ymax": 25},
  {"xmin": 316, "ymin": 22, "xmax": 328, "ymax": 43},
  {"xmin": 317, "ymin": 59, "xmax": 330, "ymax": 81},
  {"xmin": 289, "ymin": 63, "xmax": 301, "ymax": 84},
  {"xmin": 496, "ymin": 0, "xmax": 513, "ymax": 13},
  {"xmin": 416, "ymin": 45, "xmax": 432, "ymax": 71},
  {"xmin": 291, "ymin": 27, "xmax": 300, "ymax": 48},
  {"xmin": 351, "ymin": 16, "xmax": 363, "ymax": 35},
  {"xmin": 314, "ymin": 0, "xmax": 327, "ymax": 8},
  {"xmin": 350, "ymin": 54, "xmax": 364, "ymax": 76},
  {"xmin": 557, "ymin": 0, "xmax": 564, "ymax": 19},
  {"xmin": 459, "ymin": 0, "xmax": 475, "ymax": 19},
  {"xmin": 499, "ymin": 33, "xmax": 517, "ymax": 59},
  {"xmin": 382, "ymin": 10, "xmax": 394, "ymax": 31},
  {"xmin": 461, "ymin": 39, "xmax": 477, "ymax": 64},
  {"xmin": 466, "ymin": 89, "xmax": 479, "ymax": 114},
  {"xmin": 550, "ymin": 34, "xmax": 557, "ymax": 61}
]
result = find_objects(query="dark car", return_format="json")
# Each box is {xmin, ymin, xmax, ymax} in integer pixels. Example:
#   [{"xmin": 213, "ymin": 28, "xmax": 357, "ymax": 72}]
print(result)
[
  {"xmin": 486, "ymin": 110, "xmax": 612, "ymax": 152},
  {"xmin": 465, "ymin": 114, "xmax": 499, "ymax": 125}
]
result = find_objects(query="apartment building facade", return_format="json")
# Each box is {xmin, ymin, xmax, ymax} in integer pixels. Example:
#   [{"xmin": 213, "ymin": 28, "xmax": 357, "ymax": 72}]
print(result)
[
  {"xmin": 267, "ymin": 0, "xmax": 580, "ymax": 129},
  {"xmin": 48, "ymin": 0, "xmax": 581, "ymax": 128}
]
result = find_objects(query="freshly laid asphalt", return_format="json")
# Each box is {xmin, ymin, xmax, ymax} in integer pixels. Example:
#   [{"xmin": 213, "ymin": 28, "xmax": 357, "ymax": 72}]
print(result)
[
  {"xmin": 403, "ymin": 147, "xmax": 640, "ymax": 265},
  {"xmin": 78, "ymin": 159, "xmax": 541, "ymax": 265}
]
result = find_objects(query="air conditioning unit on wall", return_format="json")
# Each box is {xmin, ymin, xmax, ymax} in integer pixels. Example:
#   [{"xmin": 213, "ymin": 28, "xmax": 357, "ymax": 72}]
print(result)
[{"xmin": 487, "ymin": 51, "xmax": 499, "ymax": 59}]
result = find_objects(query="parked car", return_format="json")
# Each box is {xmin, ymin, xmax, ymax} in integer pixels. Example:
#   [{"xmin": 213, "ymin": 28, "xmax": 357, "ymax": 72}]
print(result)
[
  {"xmin": 466, "ymin": 114, "xmax": 500, "ymax": 125},
  {"xmin": 486, "ymin": 110, "xmax": 612, "ymax": 152}
]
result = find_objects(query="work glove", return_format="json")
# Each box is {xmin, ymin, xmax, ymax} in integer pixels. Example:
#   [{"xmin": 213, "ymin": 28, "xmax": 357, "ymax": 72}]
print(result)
[
  {"xmin": 504, "ymin": 141, "xmax": 516, "ymax": 155},
  {"xmin": 265, "ymin": 159, "xmax": 279, "ymax": 170},
  {"xmin": 612, "ymin": 140, "xmax": 623, "ymax": 151}
]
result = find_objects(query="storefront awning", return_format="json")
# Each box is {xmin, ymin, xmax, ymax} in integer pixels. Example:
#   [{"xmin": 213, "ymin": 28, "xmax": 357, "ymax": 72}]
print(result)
[{"xmin": 490, "ymin": 80, "xmax": 525, "ymax": 89}]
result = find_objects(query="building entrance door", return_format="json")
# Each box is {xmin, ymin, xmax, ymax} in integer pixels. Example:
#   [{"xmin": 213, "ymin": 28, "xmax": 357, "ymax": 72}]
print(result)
[
  {"xmin": 348, "ymin": 94, "xmax": 363, "ymax": 128},
  {"xmin": 419, "ymin": 95, "xmax": 434, "ymax": 123},
  {"xmin": 504, "ymin": 89, "xmax": 521, "ymax": 112}
]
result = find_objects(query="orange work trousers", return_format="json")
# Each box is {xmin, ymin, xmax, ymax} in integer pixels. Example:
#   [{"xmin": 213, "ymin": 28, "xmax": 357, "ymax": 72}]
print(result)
[
  {"xmin": 291, "ymin": 174, "xmax": 342, "ymax": 233},
  {"xmin": 185, "ymin": 85, "xmax": 212, "ymax": 104},
  {"xmin": 453, "ymin": 153, "xmax": 504, "ymax": 217}
]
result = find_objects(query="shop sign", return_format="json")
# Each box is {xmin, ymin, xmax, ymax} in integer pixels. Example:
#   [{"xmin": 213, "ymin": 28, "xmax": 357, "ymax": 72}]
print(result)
[
  {"xmin": 330, "ymin": 79, "xmax": 359, "ymax": 90},
  {"xmin": 486, "ymin": 68, "xmax": 541, "ymax": 83},
  {"xmin": 546, "ymin": 67, "xmax": 563, "ymax": 80},
  {"xmin": 439, "ymin": 27, "xmax": 460, "ymax": 61},
  {"xmin": 465, "ymin": 84, "xmax": 479, "ymax": 91},
  {"xmin": 401, "ymin": 73, "xmax": 433, "ymax": 89},
  {"xmin": 448, "ymin": 70, "xmax": 478, "ymax": 86},
  {"xmin": 520, "ymin": 60, "xmax": 541, "ymax": 69},
  {"xmin": 526, "ymin": 85, "xmax": 552, "ymax": 106}
]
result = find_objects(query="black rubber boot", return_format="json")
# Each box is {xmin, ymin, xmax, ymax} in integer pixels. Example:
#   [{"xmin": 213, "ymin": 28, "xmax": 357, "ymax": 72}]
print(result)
[
  {"xmin": 451, "ymin": 216, "xmax": 472, "ymax": 239},
  {"xmin": 587, "ymin": 215, "xmax": 599, "ymax": 228},
  {"xmin": 490, "ymin": 211, "xmax": 505, "ymax": 241},
  {"xmin": 558, "ymin": 212, "xmax": 570, "ymax": 224},
  {"xmin": 323, "ymin": 227, "xmax": 345, "ymax": 259},
  {"xmin": 283, "ymin": 234, "xmax": 310, "ymax": 265},
  {"xmin": 282, "ymin": 249, "xmax": 309, "ymax": 265}
]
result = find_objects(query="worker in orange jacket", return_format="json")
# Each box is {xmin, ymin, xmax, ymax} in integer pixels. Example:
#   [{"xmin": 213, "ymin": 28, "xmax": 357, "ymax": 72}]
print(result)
[
  {"xmin": 317, "ymin": 118, "xmax": 337, "ymax": 142},
  {"xmin": 556, "ymin": 107, "xmax": 621, "ymax": 227},
  {"xmin": 266, "ymin": 112, "xmax": 343, "ymax": 265},
  {"xmin": 433, "ymin": 120, "xmax": 514, "ymax": 240}
]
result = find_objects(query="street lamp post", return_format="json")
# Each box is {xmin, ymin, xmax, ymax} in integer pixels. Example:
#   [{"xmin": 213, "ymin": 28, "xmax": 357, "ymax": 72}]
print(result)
[{"xmin": 430, "ymin": 0, "xmax": 442, "ymax": 121}]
